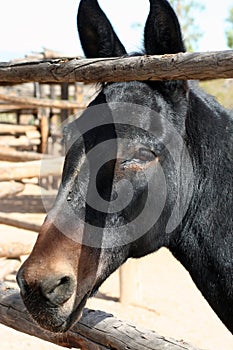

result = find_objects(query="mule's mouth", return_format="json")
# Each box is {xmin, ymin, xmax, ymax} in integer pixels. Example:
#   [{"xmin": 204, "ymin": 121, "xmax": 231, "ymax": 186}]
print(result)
[
  {"xmin": 21, "ymin": 290, "xmax": 91, "ymax": 333},
  {"xmin": 58, "ymin": 291, "xmax": 90, "ymax": 332}
]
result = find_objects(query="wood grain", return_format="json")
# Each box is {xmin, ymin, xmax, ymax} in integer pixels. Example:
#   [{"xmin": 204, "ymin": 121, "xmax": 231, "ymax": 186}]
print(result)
[{"xmin": 0, "ymin": 51, "xmax": 233, "ymax": 84}]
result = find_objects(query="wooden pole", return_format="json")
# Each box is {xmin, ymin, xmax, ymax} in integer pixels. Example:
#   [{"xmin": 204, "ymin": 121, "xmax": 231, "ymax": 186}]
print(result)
[
  {"xmin": 0, "ymin": 181, "xmax": 25, "ymax": 198},
  {"xmin": 0, "ymin": 156, "xmax": 64, "ymax": 181},
  {"xmin": 0, "ymin": 51, "xmax": 233, "ymax": 84},
  {"xmin": 37, "ymin": 84, "xmax": 49, "ymax": 153},
  {"xmin": 0, "ymin": 147, "xmax": 53, "ymax": 162},
  {"xmin": 0, "ymin": 262, "xmax": 20, "ymax": 280},
  {"xmin": 119, "ymin": 260, "xmax": 142, "ymax": 305},
  {"xmin": 0, "ymin": 104, "xmax": 36, "ymax": 111},
  {"xmin": 38, "ymin": 113, "xmax": 50, "ymax": 153},
  {"xmin": 0, "ymin": 93, "xmax": 86, "ymax": 110},
  {"xmin": 0, "ymin": 242, "xmax": 33, "ymax": 258},
  {"xmin": 0, "ymin": 135, "xmax": 40, "ymax": 148},
  {"xmin": 75, "ymin": 83, "xmax": 84, "ymax": 104},
  {"xmin": 0, "ymin": 214, "xmax": 41, "ymax": 232},
  {"xmin": 0, "ymin": 283, "xmax": 201, "ymax": 350},
  {"xmin": 0, "ymin": 123, "xmax": 37, "ymax": 135}
]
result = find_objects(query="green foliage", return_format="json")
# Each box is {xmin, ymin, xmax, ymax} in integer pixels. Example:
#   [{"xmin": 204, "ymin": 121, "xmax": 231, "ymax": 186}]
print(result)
[
  {"xmin": 226, "ymin": 7, "xmax": 233, "ymax": 49},
  {"xmin": 226, "ymin": 30, "xmax": 233, "ymax": 49},
  {"xmin": 200, "ymin": 79, "xmax": 233, "ymax": 109},
  {"xmin": 227, "ymin": 6, "xmax": 233, "ymax": 23},
  {"xmin": 170, "ymin": 0, "xmax": 204, "ymax": 51}
]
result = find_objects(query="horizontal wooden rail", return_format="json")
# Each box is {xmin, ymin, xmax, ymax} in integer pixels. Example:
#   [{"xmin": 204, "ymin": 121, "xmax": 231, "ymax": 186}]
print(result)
[
  {"xmin": 0, "ymin": 147, "xmax": 53, "ymax": 162},
  {"xmin": 0, "ymin": 242, "xmax": 33, "ymax": 258},
  {"xmin": 0, "ymin": 181, "xmax": 25, "ymax": 198},
  {"xmin": 0, "ymin": 214, "xmax": 41, "ymax": 232},
  {"xmin": 0, "ymin": 104, "xmax": 35, "ymax": 111},
  {"xmin": 0, "ymin": 156, "xmax": 64, "ymax": 181},
  {"xmin": 0, "ymin": 123, "xmax": 37, "ymax": 134},
  {"xmin": 0, "ymin": 93, "xmax": 86, "ymax": 110},
  {"xmin": 0, "ymin": 51, "xmax": 233, "ymax": 84},
  {"xmin": 0, "ymin": 283, "xmax": 201, "ymax": 350}
]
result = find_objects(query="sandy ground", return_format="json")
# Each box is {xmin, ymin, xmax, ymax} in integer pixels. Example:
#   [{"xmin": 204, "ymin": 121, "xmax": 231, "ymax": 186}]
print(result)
[{"xmin": 0, "ymin": 183, "xmax": 232, "ymax": 350}]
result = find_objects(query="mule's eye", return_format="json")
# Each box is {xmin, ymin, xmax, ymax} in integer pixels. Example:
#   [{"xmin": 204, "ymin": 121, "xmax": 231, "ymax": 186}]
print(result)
[{"xmin": 134, "ymin": 148, "xmax": 156, "ymax": 162}]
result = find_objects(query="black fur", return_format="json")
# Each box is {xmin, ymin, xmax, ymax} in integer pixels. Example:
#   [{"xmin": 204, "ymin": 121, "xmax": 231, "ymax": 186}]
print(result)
[
  {"xmin": 75, "ymin": 0, "xmax": 233, "ymax": 332},
  {"xmin": 77, "ymin": 0, "xmax": 126, "ymax": 57}
]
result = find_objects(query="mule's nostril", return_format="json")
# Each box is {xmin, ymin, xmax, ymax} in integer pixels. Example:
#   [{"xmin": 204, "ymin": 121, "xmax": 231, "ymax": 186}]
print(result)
[
  {"xmin": 59, "ymin": 276, "xmax": 70, "ymax": 286},
  {"xmin": 41, "ymin": 274, "xmax": 76, "ymax": 306}
]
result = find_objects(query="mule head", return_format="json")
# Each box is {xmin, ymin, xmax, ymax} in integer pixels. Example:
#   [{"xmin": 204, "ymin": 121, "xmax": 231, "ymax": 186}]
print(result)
[{"xmin": 17, "ymin": 0, "xmax": 192, "ymax": 332}]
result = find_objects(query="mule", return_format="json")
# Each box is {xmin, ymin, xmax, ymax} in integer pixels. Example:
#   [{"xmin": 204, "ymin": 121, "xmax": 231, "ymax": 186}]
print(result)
[{"xmin": 17, "ymin": 0, "xmax": 233, "ymax": 334}]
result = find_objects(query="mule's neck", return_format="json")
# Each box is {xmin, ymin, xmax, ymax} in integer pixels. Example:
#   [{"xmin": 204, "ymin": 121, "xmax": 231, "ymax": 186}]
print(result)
[
  {"xmin": 170, "ymin": 214, "xmax": 233, "ymax": 333},
  {"xmin": 169, "ymin": 88, "xmax": 233, "ymax": 333}
]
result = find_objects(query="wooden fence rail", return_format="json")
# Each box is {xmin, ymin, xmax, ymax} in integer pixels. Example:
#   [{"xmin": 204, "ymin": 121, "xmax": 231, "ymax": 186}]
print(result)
[
  {"xmin": 0, "ymin": 156, "xmax": 64, "ymax": 181},
  {"xmin": 0, "ymin": 50, "xmax": 233, "ymax": 84},
  {"xmin": 0, "ymin": 93, "xmax": 85, "ymax": 110},
  {"xmin": 0, "ymin": 283, "xmax": 201, "ymax": 350}
]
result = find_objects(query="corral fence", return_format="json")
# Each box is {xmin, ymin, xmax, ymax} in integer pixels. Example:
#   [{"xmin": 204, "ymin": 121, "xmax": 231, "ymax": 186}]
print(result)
[
  {"xmin": 0, "ymin": 50, "xmax": 233, "ymax": 83},
  {"xmin": 0, "ymin": 50, "xmax": 232, "ymax": 349}
]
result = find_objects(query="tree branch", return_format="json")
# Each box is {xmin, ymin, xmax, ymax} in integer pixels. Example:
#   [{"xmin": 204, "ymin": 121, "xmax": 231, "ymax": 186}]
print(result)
[
  {"xmin": 0, "ymin": 283, "xmax": 202, "ymax": 350},
  {"xmin": 0, "ymin": 51, "xmax": 233, "ymax": 84}
]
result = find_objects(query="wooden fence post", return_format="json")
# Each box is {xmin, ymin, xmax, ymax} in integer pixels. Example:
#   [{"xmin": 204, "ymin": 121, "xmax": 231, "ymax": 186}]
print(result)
[
  {"xmin": 119, "ymin": 259, "xmax": 142, "ymax": 306},
  {"xmin": 38, "ymin": 84, "xmax": 50, "ymax": 153}
]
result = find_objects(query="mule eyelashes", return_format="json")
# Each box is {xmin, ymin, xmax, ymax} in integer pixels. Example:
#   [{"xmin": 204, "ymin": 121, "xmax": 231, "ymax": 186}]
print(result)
[
  {"xmin": 134, "ymin": 148, "xmax": 157, "ymax": 162},
  {"xmin": 121, "ymin": 148, "xmax": 157, "ymax": 169}
]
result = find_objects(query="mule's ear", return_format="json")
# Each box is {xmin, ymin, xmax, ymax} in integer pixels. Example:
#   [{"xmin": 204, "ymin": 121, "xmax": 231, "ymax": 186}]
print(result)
[
  {"xmin": 77, "ymin": 0, "xmax": 127, "ymax": 58},
  {"xmin": 144, "ymin": 0, "xmax": 185, "ymax": 55}
]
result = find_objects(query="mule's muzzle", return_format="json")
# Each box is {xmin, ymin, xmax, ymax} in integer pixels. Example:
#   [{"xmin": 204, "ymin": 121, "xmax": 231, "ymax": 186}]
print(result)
[
  {"xmin": 16, "ymin": 265, "xmax": 80, "ymax": 332},
  {"xmin": 16, "ymin": 219, "xmax": 100, "ymax": 332}
]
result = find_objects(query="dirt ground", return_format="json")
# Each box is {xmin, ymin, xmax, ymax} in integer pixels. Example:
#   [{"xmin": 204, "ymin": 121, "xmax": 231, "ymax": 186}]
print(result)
[{"xmin": 0, "ymin": 183, "xmax": 232, "ymax": 350}]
